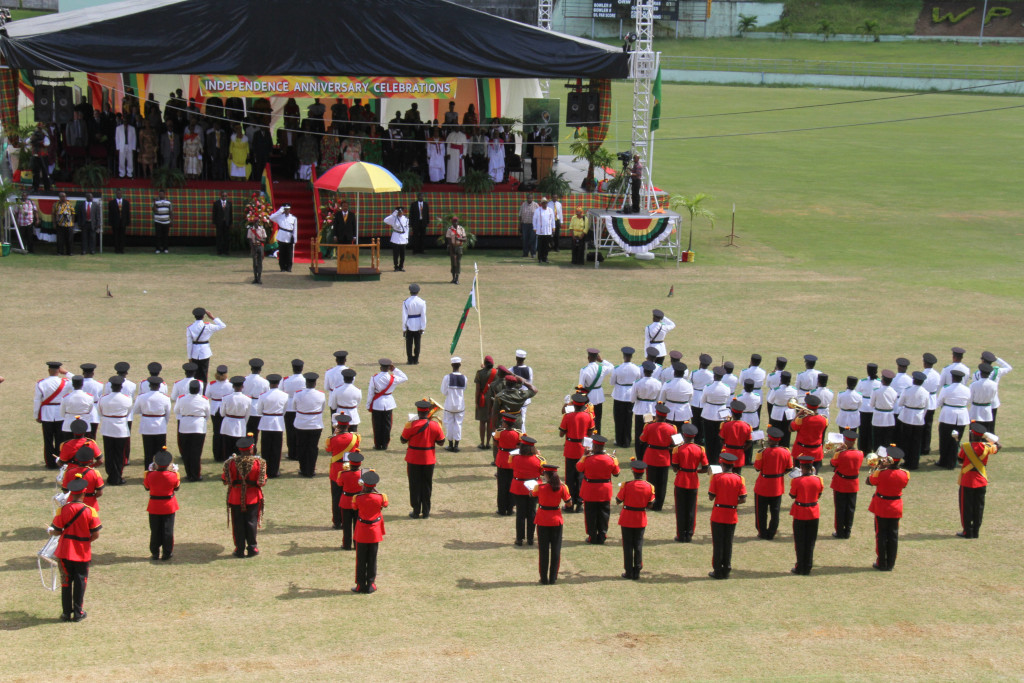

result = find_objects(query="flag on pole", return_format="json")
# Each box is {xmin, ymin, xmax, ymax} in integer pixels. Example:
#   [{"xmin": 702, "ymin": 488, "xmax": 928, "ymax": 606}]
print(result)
[
  {"xmin": 650, "ymin": 67, "xmax": 662, "ymax": 132},
  {"xmin": 450, "ymin": 271, "xmax": 478, "ymax": 354}
]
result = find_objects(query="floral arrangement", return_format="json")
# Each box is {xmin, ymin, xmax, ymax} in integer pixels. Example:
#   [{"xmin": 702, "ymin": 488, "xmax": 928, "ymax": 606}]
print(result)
[{"xmin": 245, "ymin": 192, "xmax": 272, "ymax": 228}]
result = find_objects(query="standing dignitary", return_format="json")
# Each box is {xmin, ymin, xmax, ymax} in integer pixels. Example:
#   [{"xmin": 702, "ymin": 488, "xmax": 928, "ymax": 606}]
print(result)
[
  {"xmin": 510, "ymin": 436, "xmax": 544, "ymax": 545},
  {"xmin": 533, "ymin": 463, "xmax": 571, "ymax": 584},
  {"xmin": 616, "ymin": 459, "xmax": 655, "ymax": 580},
  {"xmin": 242, "ymin": 358, "xmax": 269, "ymax": 447},
  {"xmin": 671, "ymin": 424, "xmax": 708, "ymax": 542},
  {"xmin": 559, "ymin": 393, "xmax": 596, "ymax": 511},
  {"xmin": 333, "ymin": 200, "xmax": 357, "ymax": 244},
  {"xmin": 855, "ymin": 364, "xmax": 880, "ymax": 454},
  {"xmin": 708, "ymin": 452, "xmax": 747, "ymax": 579},
  {"xmin": 35, "ymin": 361, "xmax": 70, "ymax": 469},
  {"xmin": 870, "ymin": 370, "xmax": 899, "ymax": 451},
  {"xmin": 475, "ymin": 356, "xmax": 498, "ymax": 449},
  {"xmin": 402, "ymin": 283, "xmax": 427, "ymax": 365},
  {"xmin": 211, "ymin": 192, "xmax": 233, "ymax": 256},
  {"xmin": 99, "ymin": 376, "xmax": 132, "ymax": 484},
  {"xmin": 174, "ymin": 380, "xmax": 210, "ymax": 481},
  {"xmin": 766, "ymin": 370, "xmax": 797, "ymax": 448},
  {"xmin": 638, "ymin": 403, "xmax": 677, "ymax": 510},
  {"xmin": 630, "ymin": 361, "xmax": 662, "ymax": 459},
  {"xmin": 896, "ymin": 372, "xmax": 930, "ymax": 470},
  {"xmin": 789, "ymin": 455, "xmax": 824, "ymax": 575},
  {"xmin": 269, "ymin": 204, "xmax": 298, "ymax": 272},
  {"xmin": 223, "ymin": 436, "xmax": 266, "ymax": 558},
  {"xmin": 185, "ymin": 307, "xmax": 226, "ymax": 385},
  {"xmin": 115, "ymin": 114, "xmax": 137, "ymax": 178},
  {"xmin": 643, "ymin": 310, "xmax": 675, "ymax": 365},
  {"xmin": 53, "ymin": 193, "xmax": 74, "ymax": 255},
  {"xmin": 352, "ymin": 470, "xmax": 388, "ymax": 593},
  {"xmin": 519, "ymin": 195, "xmax": 538, "ymax": 258},
  {"xmin": 441, "ymin": 358, "xmax": 467, "ymax": 451},
  {"xmin": 219, "ymin": 377, "xmax": 250, "ymax": 459},
  {"xmin": 936, "ymin": 370, "xmax": 970, "ymax": 469},
  {"xmin": 611, "ymin": 347, "xmax": 641, "ymax": 447},
  {"xmin": 401, "ymin": 400, "xmax": 446, "ymax": 519},
  {"xmin": 753, "ymin": 427, "xmax": 791, "ymax": 540},
  {"xmin": 256, "ymin": 374, "xmax": 288, "ymax": 477},
  {"xmin": 532, "ymin": 197, "xmax": 555, "ymax": 263},
  {"xmin": 152, "ymin": 190, "xmax": 172, "ymax": 254},
  {"xmin": 327, "ymin": 415, "xmax": 361, "ymax": 534},
  {"xmin": 367, "ymin": 360, "xmax": 408, "ymax": 449},
  {"xmin": 143, "ymin": 449, "xmax": 180, "ymax": 560},
  {"xmin": 579, "ymin": 348, "xmax": 615, "ymax": 433},
  {"xmin": 445, "ymin": 216, "xmax": 466, "ymax": 284},
  {"xmin": 207, "ymin": 365, "xmax": 232, "ymax": 463},
  {"xmin": 293, "ymin": 372, "xmax": 326, "ymax": 476},
  {"xmin": 492, "ymin": 411, "xmax": 520, "ymax": 516},
  {"xmin": 867, "ymin": 446, "xmax": 908, "ymax": 571},
  {"xmin": 133, "ymin": 377, "xmax": 171, "ymax": 469},
  {"xmin": 577, "ymin": 435, "xmax": 619, "ymax": 544},
  {"xmin": 409, "ymin": 193, "xmax": 430, "ymax": 254},
  {"xmin": 957, "ymin": 422, "xmax": 1001, "ymax": 538},
  {"xmin": 75, "ymin": 192, "xmax": 102, "ymax": 255},
  {"xmin": 328, "ymin": 368, "xmax": 362, "ymax": 432},
  {"xmin": 384, "ymin": 206, "xmax": 409, "ymax": 271},
  {"xmin": 830, "ymin": 430, "xmax": 864, "ymax": 539},
  {"xmin": 49, "ymin": 476, "xmax": 101, "ymax": 621}
]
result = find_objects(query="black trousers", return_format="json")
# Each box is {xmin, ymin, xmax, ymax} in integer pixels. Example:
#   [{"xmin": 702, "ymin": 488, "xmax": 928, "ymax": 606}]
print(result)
[
  {"xmin": 278, "ymin": 242, "xmax": 294, "ymax": 271},
  {"xmin": 959, "ymin": 485, "xmax": 985, "ymax": 538},
  {"xmin": 341, "ymin": 508, "xmax": 356, "ymax": 549},
  {"xmin": 537, "ymin": 234, "xmax": 550, "ymax": 262},
  {"xmin": 230, "ymin": 504, "xmax": 259, "ymax": 552},
  {"xmin": 552, "ymin": 220, "xmax": 561, "ymax": 251},
  {"xmin": 633, "ymin": 415, "xmax": 647, "ymax": 459},
  {"xmin": 769, "ymin": 416, "xmax": 792, "ymax": 447},
  {"xmin": 111, "ymin": 222, "xmax": 126, "ymax": 253},
  {"xmin": 674, "ymin": 487, "xmax": 698, "ymax": 541},
  {"xmin": 154, "ymin": 221, "xmax": 169, "ymax": 251},
  {"xmin": 583, "ymin": 500, "xmax": 610, "ymax": 542},
  {"xmin": 405, "ymin": 331, "xmax": 422, "ymax": 364},
  {"xmin": 211, "ymin": 413, "xmax": 225, "ymax": 461},
  {"xmin": 392, "ymin": 243, "xmax": 406, "ymax": 269},
  {"xmin": 691, "ymin": 407, "xmax": 705, "ymax": 446},
  {"xmin": 412, "ymin": 221, "xmax": 427, "ymax": 253},
  {"xmin": 58, "ymin": 558, "xmax": 89, "ymax": 616},
  {"xmin": 371, "ymin": 410, "xmax": 393, "ymax": 449},
  {"xmin": 537, "ymin": 525, "xmax": 563, "ymax": 584},
  {"xmin": 355, "ymin": 541, "xmax": 379, "ymax": 590},
  {"xmin": 755, "ymin": 493, "xmax": 782, "ymax": 540},
  {"xmin": 833, "ymin": 491, "xmax": 857, "ymax": 538},
  {"xmin": 571, "ymin": 236, "xmax": 586, "ymax": 265},
  {"xmin": 41, "ymin": 420, "xmax": 62, "ymax": 468},
  {"xmin": 496, "ymin": 468, "xmax": 514, "ymax": 515},
  {"xmin": 564, "ymin": 458, "xmax": 582, "ymax": 505},
  {"xmin": 872, "ymin": 424, "xmax": 896, "ymax": 452},
  {"xmin": 149, "ymin": 512, "xmax": 175, "ymax": 558},
  {"xmin": 710, "ymin": 521, "xmax": 736, "ymax": 578},
  {"xmin": 704, "ymin": 419, "xmax": 723, "ymax": 464},
  {"xmin": 191, "ymin": 358, "xmax": 210, "ymax": 386},
  {"xmin": 513, "ymin": 493, "xmax": 536, "ymax": 543},
  {"xmin": 215, "ymin": 221, "xmax": 231, "ymax": 255},
  {"xmin": 246, "ymin": 416, "xmax": 261, "ymax": 449},
  {"xmin": 792, "ymin": 517, "xmax": 819, "ymax": 575},
  {"xmin": 103, "ymin": 436, "xmax": 128, "ymax": 483},
  {"xmin": 620, "ymin": 526, "xmax": 645, "ymax": 578},
  {"xmin": 261, "ymin": 430, "xmax": 283, "ymax": 477},
  {"xmin": 858, "ymin": 413, "xmax": 874, "ymax": 454},
  {"xmin": 56, "ymin": 224, "xmax": 72, "ymax": 254},
  {"xmin": 646, "ymin": 465, "xmax": 669, "ymax": 510},
  {"xmin": 873, "ymin": 515, "xmax": 900, "ymax": 570},
  {"xmin": 922, "ymin": 409, "xmax": 935, "ymax": 454},
  {"xmin": 591, "ymin": 402, "xmax": 604, "ymax": 435},
  {"xmin": 613, "ymin": 400, "xmax": 632, "ymax": 447},
  {"xmin": 251, "ymin": 244, "xmax": 263, "ymax": 283},
  {"xmin": 630, "ymin": 176, "xmax": 641, "ymax": 213},
  {"xmin": 31, "ymin": 155, "xmax": 52, "ymax": 191},
  {"xmin": 407, "ymin": 463, "xmax": 435, "ymax": 516},
  {"xmin": 221, "ymin": 433, "xmax": 242, "ymax": 460},
  {"xmin": 899, "ymin": 422, "xmax": 924, "ymax": 469},
  {"xmin": 295, "ymin": 428, "xmax": 322, "ymax": 476},
  {"xmin": 284, "ymin": 412, "xmax": 297, "ymax": 458},
  {"xmin": 937, "ymin": 422, "xmax": 963, "ymax": 468},
  {"xmin": 991, "ymin": 408, "xmax": 998, "ymax": 432},
  {"xmin": 141, "ymin": 433, "xmax": 166, "ymax": 469},
  {"xmin": 80, "ymin": 226, "xmax": 96, "ymax": 254},
  {"xmin": 177, "ymin": 431, "xmax": 205, "ymax": 481}
]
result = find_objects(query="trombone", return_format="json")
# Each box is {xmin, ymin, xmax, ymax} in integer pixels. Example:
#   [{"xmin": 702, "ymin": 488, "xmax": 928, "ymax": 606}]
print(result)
[{"xmin": 786, "ymin": 397, "xmax": 816, "ymax": 418}]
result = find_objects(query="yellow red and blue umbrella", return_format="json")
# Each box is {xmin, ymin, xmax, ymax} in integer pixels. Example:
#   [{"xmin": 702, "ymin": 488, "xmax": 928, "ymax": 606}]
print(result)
[{"xmin": 312, "ymin": 161, "xmax": 403, "ymax": 243}]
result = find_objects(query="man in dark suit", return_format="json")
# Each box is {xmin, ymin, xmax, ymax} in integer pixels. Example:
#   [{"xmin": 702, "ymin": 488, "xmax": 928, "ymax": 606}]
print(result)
[
  {"xmin": 205, "ymin": 121, "xmax": 228, "ymax": 181},
  {"xmin": 212, "ymin": 191, "xmax": 233, "ymax": 256},
  {"xmin": 76, "ymin": 192, "xmax": 102, "ymax": 255},
  {"xmin": 107, "ymin": 189, "xmax": 131, "ymax": 254},
  {"xmin": 160, "ymin": 121, "xmax": 181, "ymax": 169},
  {"xmin": 334, "ymin": 200, "xmax": 357, "ymax": 245},
  {"xmin": 249, "ymin": 124, "xmax": 272, "ymax": 182},
  {"xmin": 408, "ymin": 193, "xmax": 430, "ymax": 254},
  {"xmin": 525, "ymin": 127, "xmax": 541, "ymax": 180}
]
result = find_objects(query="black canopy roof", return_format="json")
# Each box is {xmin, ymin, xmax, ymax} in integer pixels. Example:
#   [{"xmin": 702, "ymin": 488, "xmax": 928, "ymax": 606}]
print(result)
[{"xmin": 0, "ymin": 0, "xmax": 629, "ymax": 79}]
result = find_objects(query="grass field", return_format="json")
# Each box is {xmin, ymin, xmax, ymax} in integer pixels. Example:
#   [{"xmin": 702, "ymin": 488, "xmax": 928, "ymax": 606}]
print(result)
[{"xmin": 2, "ymin": 82, "xmax": 1023, "ymax": 681}]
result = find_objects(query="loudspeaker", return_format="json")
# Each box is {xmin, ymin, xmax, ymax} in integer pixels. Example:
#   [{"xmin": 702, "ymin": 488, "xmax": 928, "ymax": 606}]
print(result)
[
  {"xmin": 584, "ymin": 90, "xmax": 600, "ymax": 126},
  {"xmin": 566, "ymin": 91, "xmax": 584, "ymax": 126},
  {"xmin": 54, "ymin": 85, "xmax": 74, "ymax": 124},
  {"xmin": 34, "ymin": 84, "xmax": 54, "ymax": 123}
]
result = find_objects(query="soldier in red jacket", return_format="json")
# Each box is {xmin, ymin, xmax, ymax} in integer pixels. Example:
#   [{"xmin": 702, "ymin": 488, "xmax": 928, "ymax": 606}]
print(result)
[
  {"xmin": 49, "ymin": 476, "xmax": 102, "ymax": 621},
  {"xmin": 753, "ymin": 426, "xmax": 792, "ymax": 540},
  {"xmin": 867, "ymin": 446, "xmax": 909, "ymax": 571},
  {"xmin": 352, "ymin": 469, "xmax": 388, "ymax": 593},
  {"xmin": 326, "ymin": 415, "xmax": 361, "ymax": 529},
  {"xmin": 59, "ymin": 418, "xmax": 102, "ymax": 465},
  {"xmin": 559, "ymin": 393, "xmax": 596, "ymax": 511},
  {"xmin": 532, "ymin": 462, "xmax": 571, "ymax": 584},
  {"xmin": 62, "ymin": 446, "xmax": 104, "ymax": 511},
  {"xmin": 708, "ymin": 452, "xmax": 747, "ymax": 579},
  {"xmin": 400, "ymin": 400, "xmax": 446, "ymax": 519},
  {"xmin": 789, "ymin": 454, "xmax": 823, "ymax": 575},
  {"xmin": 638, "ymin": 403, "xmax": 677, "ymax": 511},
  {"xmin": 144, "ymin": 448, "xmax": 181, "ymax": 561},
  {"xmin": 222, "ymin": 435, "xmax": 266, "ymax": 558},
  {"xmin": 957, "ymin": 422, "xmax": 1001, "ymax": 538},
  {"xmin": 493, "ymin": 411, "xmax": 520, "ymax": 516},
  {"xmin": 829, "ymin": 429, "xmax": 864, "ymax": 539},
  {"xmin": 511, "ymin": 435, "xmax": 544, "ymax": 545},
  {"xmin": 671, "ymin": 423, "xmax": 708, "ymax": 542},
  {"xmin": 719, "ymin": 400, "xmax": 753, "ymax": 470},
  {"xmin": 337, "ymin": 451, "xmax": 365, "ymax": 551},
  {"xmin": 577, "ymin": 434, "xmax": 620, "ymax": 544},
  {"xmin": 616, "ymin": 459, "xmax": 655, "ymax": 580},
  {"xmin": 791, "ymin": 395, "xmax": 828, "ymax": 468}
]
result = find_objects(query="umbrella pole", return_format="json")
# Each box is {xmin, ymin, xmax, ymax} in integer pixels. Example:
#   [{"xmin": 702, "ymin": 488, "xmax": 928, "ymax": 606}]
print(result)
[{"xmin": 356, "ymin": 193, "xmax": 360, "ymax": 245}]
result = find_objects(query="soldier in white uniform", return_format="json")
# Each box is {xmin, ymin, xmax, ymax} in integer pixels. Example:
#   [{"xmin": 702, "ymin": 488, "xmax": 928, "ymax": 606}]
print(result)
[
  {"xmin": 441, "ymin": 357, "xmax": 467, "ymax": 451},
  {"xmin": 835, "ymin": 376, "xmax": 863, "ymax": 432},
  {"xmin": 207, "ymin": 364, "xmax": 233, "ymax": 462},
  {"xmin": 658, "ymin": 350, "xmax": 685, "ymax": 383},
  {"xmin": 170, "ymin": 362, "xmax": 201, "ymax": 405},
  {"xmin": 324, "ymin": 351, "xmax": 349, "ymax": 395},
  {"xmin": 808, "ymin": 374, "xmax": 833, "ymax": 422},
  {"xmin": 579, "ymin": 348, "xmax": 615, "ymax": 434},
  {"xmin": 795, "ymin": 355, "xmax": 820, "ymax": 405},
  {"xmin": 920, "ymin": 353, "xmax": 942, "ymax": 455},
  {"xmin": 402, "ymin": 284, "xmax": 427, "ymax": 365},
  {"xmin": 99, "ymin": 375, "xmax": 132, "ymax": 484},
  {"xmin": 242, "ymin": 358, "xmax": 269, "ymax": 447},
  {"xmin": 739, "ymin": 354, "xmax": 767, "ymax": 411},
  {"xmin": 736, "ymin": 379, "xmax": 762, "ymax": 429},
  {"xmin": 642, "ymin": 346, "xmax": 663, "ymax": 375},
  {"xmin": 896, "ymin": 371, "xmax": 929, "ymax": 470},
  {"xmin": 219, "ymin": 376, "xmax": 251, "ymax": 459},
  {"xmin": 79, "ymin": 363, "xmax": 104, "ymax": 439},
  {"xmin": 256, "ymin": 374, "xmax": 289, "ymax": 477},
  {"xmin": 629, "ymin": 361, "xmax": 662, "ymax": 459},
  {"xmin": 143, "ymin": 362, "xmax": 171, "ymax": 396},
  {"xmin": 765, "ymin": 357, "xmax": 787, "ymax": 394},
  {"xmin": 384, "ymin": 206, "xmax": 410, "ymax": 272},
  {"xmin": 282, "ymin": 359, "xmax": 306, "ymax": 459},
  {"xmin": 367, "ymin": 359, "xmax": 408, "ymax": 450},
  {"xmin": 174, "ymin": 380, "xmax": 210, "ymax": 481},
  {"xmin": 969, "ymin": 363, "xmax": 998, "ymax": 434},
  {"xmin": 974, "ymin": 351, "xmax": 1011, "ymax": 430},
  {"xmin": 659, "ymin": 362, "xmax": 694, "ymax": 431},
  {"xmin": 689, "ymin": 353, "xmax": 714, "ymax": 446},
  {"xmin": 133, "ymin": 377, "xmax": 172, "ymax": 469},
  {"xmin": 855, "ymin": 363, "xmax": 880, "ymax": 454},
  {"xmin": 643, "ymin": 309, "xmax": 675, "ymax": 364},
  {"xmin": 611, "ymin": 346, "xmax": 642, "ymax": 448},
  {"xmin": 293, "ymin": 372, "xmax": 326, "ymax": 476},
  {"xmin": 869, "ymin": 370, "xmax": 899, "ymax": 450},
  {"xmin": 328, "ymin": 369, "xmax": 362, "ymax": 432},
  {"xmin": 939, "ymin": 346, "xmax": 970, "ymax": 388},
  {"xmin": 60, "ymin": 376, "xmax": 95, "ymax": 442},
  {"xmin": 185, "ymin": 307, "xmax": 226, "ymax": 385},
  {"xmin": 891, "ymin": 358, "xmax": 912, "ymax": 420},
  {"xmin": 35, "ymin": 361, "xmax": 71, "ymax": 469},
  {"xmin": 269, "ymin": 204, "xmax": 298, "ymax": 272},
  {"xmin": 721, "ymin": 361, "xmax": 739, "ymax": 395},
  {"xmin": 936, "ymin": 369, "xmax": 970, "ymax": 468},
  {"xmin": 701, "ymin": 367, "xmax": 732, "ymax": 463},
  {"xmin": 766, "ymin": 370, "xmax": 797, "ymax": 448},
  {"xmin": 510, "ymin": 350, "xmax": 533, "ymax": 429}
]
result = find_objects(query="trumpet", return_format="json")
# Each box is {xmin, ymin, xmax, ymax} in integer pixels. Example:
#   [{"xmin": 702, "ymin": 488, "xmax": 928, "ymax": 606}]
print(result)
[{"xmin": 786, "ymin": 397, "xmax": 816, "ymax": 418}]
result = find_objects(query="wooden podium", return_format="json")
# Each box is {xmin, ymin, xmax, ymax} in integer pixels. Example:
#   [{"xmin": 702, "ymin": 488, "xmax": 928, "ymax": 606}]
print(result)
[
  {"xmin": 310, "ymin": 237, "xmax": 381, "ymax": 281},
  {"xmin": 535, "ymin": 145, "xmax": 556, "ymax": 181}
]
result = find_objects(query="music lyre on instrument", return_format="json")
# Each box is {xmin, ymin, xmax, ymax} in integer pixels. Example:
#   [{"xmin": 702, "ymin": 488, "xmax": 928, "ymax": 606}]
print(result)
[{"xmin": 38, "ymin": 535, "xmax": 59, "ymax": 591}]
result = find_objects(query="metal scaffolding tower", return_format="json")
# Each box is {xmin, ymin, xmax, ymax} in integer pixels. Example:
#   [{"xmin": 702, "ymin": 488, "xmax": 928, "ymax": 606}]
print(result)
[
  {"xmin": 537, "ymin": 0, "xmax": 553, "ymax": 96},
  {"xmin": 627, "ymin": 0, "xmax": 661, "ymax": 213}
]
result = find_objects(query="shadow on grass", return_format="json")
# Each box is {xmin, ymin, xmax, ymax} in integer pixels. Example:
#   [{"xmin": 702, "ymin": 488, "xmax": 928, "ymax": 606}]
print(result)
[
  {"xmin": 0, "ymin": 611, "xmax": 55, "ymax": 631},
  {"xmin": 276, "ymin": 581, "xmax": 355, "ymax": 601},
  {"xmin": 0, "ymin": 476, "xmax": 52, "ymax": 490},
  {"xmin": 260, "ymin": 522, "xmax": 332, "ymax": 535},
  {"xmin": 0, "ymin": 463, "xmax": 48, "ymax": 472},
  {"xmin": 456, "ymin": 571, "xmax": 694, "ymax": 590},
  {"xmin": 278, "ymin": 540, "xmax": 341, "ymax": 557},
  {"xmin": 422, "ymin": 509, "xmax": 498, "ymax": 520},
  {"xmin": 434, "ymin": 474, "xmax": 493, "ymax": 485},
  {"xmin": 442, "ymin": 462, "xmax": 494, "ymax": 469},
  {"xmin": 0, "ymin": 543, "xmax": 227, "ymax": 572},
  {"xmin": 219, "ymin": 273, "xmax": 333, "ymax": 290},
  {"xmin": 0, "ymin": 526, "xmax": 56, "ymax": 542},
  {"xmin": 444, "ymin": 539, "xmax": 507, "ymax": 551}
]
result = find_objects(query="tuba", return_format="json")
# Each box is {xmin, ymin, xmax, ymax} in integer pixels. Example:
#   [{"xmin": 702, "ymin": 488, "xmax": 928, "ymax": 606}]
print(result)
[
  {"xmin": 865, "ymin": 446, "xmax": 894, "ymax": 473},
  {"xmin": 424, "ymin": 397, "xmax": 445, "ymax": 423}
]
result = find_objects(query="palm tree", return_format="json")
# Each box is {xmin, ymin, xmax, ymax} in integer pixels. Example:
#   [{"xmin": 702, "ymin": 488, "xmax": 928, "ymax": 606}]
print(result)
[
  {"xmin": 737, "ymin": 14, "xmax": 758, "ymax": 36},
  {"xmin": 569, "ymin": 129, "xmax": 614, "ymax": 192},
  {"xmin": 670, "ymin": 192, "xmax": 716, "ymax": 251},
  {"xmin": 860, "ymin": 19, "xmax": 880, "ymax": 42}
]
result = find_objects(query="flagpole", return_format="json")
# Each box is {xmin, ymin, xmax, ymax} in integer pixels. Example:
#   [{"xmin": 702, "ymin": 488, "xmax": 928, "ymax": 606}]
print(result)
[{"xmin": 474, "ymin": 263, "xmax": 484, "ymax": 364}]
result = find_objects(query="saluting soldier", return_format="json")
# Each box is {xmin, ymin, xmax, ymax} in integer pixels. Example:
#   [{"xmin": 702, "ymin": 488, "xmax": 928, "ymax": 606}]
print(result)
[
  {"xmin": 671, "ymin": 423, "xmax": 708, "ymax": 542},
  {"xmin": 559, "ymin": 392, "xmax": 596, "ymax": 511},
  {"xmin": 401, "ymin": 400, "xmax": 446, "ymax": 519},
  {"xmin": 830, "ymin": 429, "xmax": 864, "ymax": 539},
  {"xmin": 326, "ymin": 414, "xmax": 360, "ymax": 533},
  {"xmin": 577, "ymin": 434, "xmax": 619, "ymax": 544},
  {"xmin": 968, "ymin": 363, "xmax": 998, "ymax": 435},
  {"xmin": 973, "ymin": 351, "xmax": 1011, "ymax": 430},
  {"xmin": 143, "ymin": 448, "xmax": 180, "ymax": 561},
  {"xmin": 352, "ymin": 469, "xmax": 388, "ymax": 593},
  {"xmin": 493, "ymin": 411, "xmax": 520, "ymax": 516},
  {"xmin": 533, "ymin": 462, "xmax": 571, "ymax": 585},
  {"xmin": 708, "ymin": 451, "xmax": 746, "ymax": 580},
  {"xmin": 611, "ymin": 347, "xmax": 641, "ymax": 448},
  {"xmin": 510, "ymin": 435, "xmax": 544, "ymax": 545},
  {"xmin": 643, "ymin": 309, "xmax": 675, "ymax": 364},
  {"xmin": 367, "ymin": 359, "xmax": 408, "ymax": 450},
  {"xmin": 185, "ymin": 306, "xmax": 226, "ymax": 385},
  {"xmin": 440, "ymin": 357, "xmax": 467, "ymax": 452},
  {"xmin": 957, "ymin": 422, "xmax": 1001, "ymax": 539},
  {"xmin": 222, "ymin": 435, "xmax": 267, "ymax": 558},
  {"xmin": 753, "ymin": 426, "xmax": 792, "ymax": 540},
  {"xmin": 616, "ymin": 459, "xmax": 655, "ymax": 580},
  {"xmin": 867, "ymin": 446, "xmax": 908, "ymax": 571},
  {"xmin": 49, "ymin": 476, "xmax": 102, "ymax": 622},
  {"xmin": 789, "ymin": 454, "xmax": 823, "ymax": 575},
  {"xmin": 35, "ymin": 361, "xmax": 71, "ymax": 469}
]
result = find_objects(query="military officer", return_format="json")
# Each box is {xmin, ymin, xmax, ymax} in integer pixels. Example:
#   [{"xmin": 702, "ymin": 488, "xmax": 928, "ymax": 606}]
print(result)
[
  {"xmin": 968, "ymin": 363, "xmax": 998, "ymax": 434},
  {"xmin": 402, "ymin": 283, "xmax": 427, "ymax": 365},
  {"xmin": 579, "ymin": 348, "xmax": 615, "ymax": 433},
  {"xmin": 973, "ymin": 351, "xmax": 1011, "ymax": 430},
  {"xmin": 367, "ymin": 359, "xmax": 408, "ymax": 450},
  {"xmin": 401, "ymin": 400, "xmax": 446, "ymax": 519},
  {"xmin": 611, "ymin": 346, "xmax": 641, "ymax": 448},
  {"xmin": 185, "ymin": 307, "xmax": 226, "ymax": 385},
  {"xmin": 222, "ymin": 436, "xmax": 266, "ymax": 558},
  {"xmin": 35, "ymin": 361, "xmax": 71, "ymax": 469},
  {"xmin": 255, "ymin": 374, "xmax": 289, "ymax": 477},
  {"xmin": 643, "ymin": 309, "xmax": 675, "ymax": 364},
  {"xmin": 629, "ymin": 361, "xmax": 662, "ymax": 459}
]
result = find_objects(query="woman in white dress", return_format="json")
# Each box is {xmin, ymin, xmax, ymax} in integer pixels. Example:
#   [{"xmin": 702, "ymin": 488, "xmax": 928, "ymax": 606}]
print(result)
[
  {"xmin": 426, "ymin": 127, "xmax": 446, "ymax": 183},
  {"xmin": 486, "ymin": 134, "xmax": 505, "ymax": 183}
]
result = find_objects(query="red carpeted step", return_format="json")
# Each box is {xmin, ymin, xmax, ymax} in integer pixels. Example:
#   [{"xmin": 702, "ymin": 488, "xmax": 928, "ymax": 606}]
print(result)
[{"xmin": 271, "ymin": 180, "xmax": 318, "ymax": 264}]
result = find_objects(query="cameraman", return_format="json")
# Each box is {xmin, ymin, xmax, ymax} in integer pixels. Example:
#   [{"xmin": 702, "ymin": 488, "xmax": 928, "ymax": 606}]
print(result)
[
  {"xmin": 30, "ymin": 123, "xmax": 52, "ymax": 193},
  {"xmin": 629, "ymin": 154, "xmax": 643, "ymax": 214}
]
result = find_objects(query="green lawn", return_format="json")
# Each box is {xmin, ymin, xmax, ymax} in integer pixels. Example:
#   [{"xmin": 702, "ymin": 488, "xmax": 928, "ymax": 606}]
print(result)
[{"xmin": 756, "ymin": 0, "xmax": 924, "ymax": 35}]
